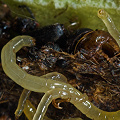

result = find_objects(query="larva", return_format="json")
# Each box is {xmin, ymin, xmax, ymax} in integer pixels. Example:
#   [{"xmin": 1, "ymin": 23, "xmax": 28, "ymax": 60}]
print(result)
[{"xmin": 98, "ymin": 9, "xmax": 120, "ymax": 48}]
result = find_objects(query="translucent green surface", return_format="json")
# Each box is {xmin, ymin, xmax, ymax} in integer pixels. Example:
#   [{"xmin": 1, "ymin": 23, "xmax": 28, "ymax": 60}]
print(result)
[{"xmin": 3, "ymin": 0, "xmax": 120, "ymax": 31}]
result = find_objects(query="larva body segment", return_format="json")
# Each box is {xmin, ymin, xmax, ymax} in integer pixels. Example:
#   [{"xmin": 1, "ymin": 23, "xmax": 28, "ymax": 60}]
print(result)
[
  {"xmin": 24, "ymin": 100, "xmax": 36, "ymax": 120},
  {"xmin": 15, "ymin": 89, "xmax": 31, "ymax": 118},
  {"xmin": 98, "ymin": 9, "xmax": 120, "ymax": 48},
  {"xmin": 1, "ymin": 36, "xmax": 35, "ymax": 86}
]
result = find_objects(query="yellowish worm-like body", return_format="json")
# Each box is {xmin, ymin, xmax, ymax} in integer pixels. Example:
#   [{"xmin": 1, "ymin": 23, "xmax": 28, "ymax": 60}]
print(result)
[
  {"xmin": 1, "ymin": 9, "xmax": 120, "ymax": 120},
  {"xmin": 98, "ymin": 9, "xmax": 120, "ymax": 48}
]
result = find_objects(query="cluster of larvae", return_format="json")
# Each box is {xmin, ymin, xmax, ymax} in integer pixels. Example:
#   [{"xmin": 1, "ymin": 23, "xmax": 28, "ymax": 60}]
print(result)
[{"xmin": 1, "ymin": 9, "xmax": 120, "ymax": 120}]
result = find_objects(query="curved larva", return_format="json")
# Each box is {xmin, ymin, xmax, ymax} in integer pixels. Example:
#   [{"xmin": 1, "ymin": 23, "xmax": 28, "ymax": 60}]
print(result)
[
  {"xmin": 15, "ymin": 89, "xmax": 31, "ymax": 118},
  {"xmin": 1, "ymin": 35, "xmax": 68, "ymax": 93},
  {"xmin": 1, "ymin": 35, "xmax": 120, "ymax": 120},
  {"xmin": 98, "ymin": 9, "xmax": 120, "ymax": 48}
]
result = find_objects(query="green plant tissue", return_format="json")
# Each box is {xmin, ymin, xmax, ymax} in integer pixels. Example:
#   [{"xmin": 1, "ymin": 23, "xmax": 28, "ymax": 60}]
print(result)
[{"xmin": 3, "ymin": 0, "xmax": 120, "ymax": 31}]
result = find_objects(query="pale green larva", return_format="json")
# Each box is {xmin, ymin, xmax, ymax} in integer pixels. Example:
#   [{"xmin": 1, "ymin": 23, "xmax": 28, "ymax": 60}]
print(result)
[{"xmin": 98, "ymin": 9, "xmax": 120, "ymax": 48}]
